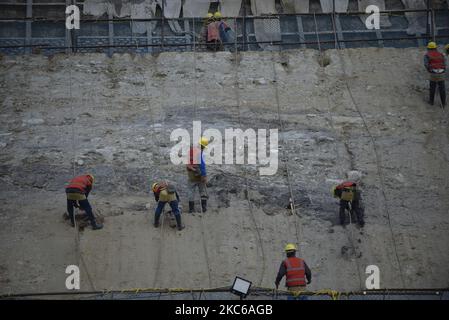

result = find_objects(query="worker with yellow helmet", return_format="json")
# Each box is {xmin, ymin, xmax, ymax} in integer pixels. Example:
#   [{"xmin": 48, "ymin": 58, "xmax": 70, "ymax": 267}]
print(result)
[
  {"xmin": 275, "ymin": 243, "xmax": 312, "ymax": 296},
  {"xmin": 151, "ymin": 181, "xmax": 184, "ymax": 230},
  {"xmin": 204, "ymin": 11, "xmax": 231, "ymax": 51},
  {"xmin": 186, "ymin": 137, "xmax": 209, "ymax": 213},
  {"xmin": 424, "ymin": 41, "xmax": 446, "ymax": 107},
  {"xmin": 65, "ymin": 174, "xmax": 103, "ymax": 230}
]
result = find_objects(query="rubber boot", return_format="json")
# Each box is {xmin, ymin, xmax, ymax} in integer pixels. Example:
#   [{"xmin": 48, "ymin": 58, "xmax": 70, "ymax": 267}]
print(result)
[
  {"xmin": 175, "ymin": 214, "xmax": 185, "ymax": 231},
  {"xmin": 201, "ymin": 199, "xmax": 207, "ymax": 213},
  {"xmin": 153, "ymin": 213, "xmax": 161, "ymax": 228},
  {"xmin": 92, "ymin": 221, "xmax": 103, "ymax": 230},
  {"xmin": 189, "ymin": 201, "xmax": 195, "ymax": 213}
]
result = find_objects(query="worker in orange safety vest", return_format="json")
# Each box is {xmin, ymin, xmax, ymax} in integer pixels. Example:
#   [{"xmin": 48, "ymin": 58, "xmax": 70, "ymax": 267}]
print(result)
[{"xmin": 275, "ymin": 243, "xmax": 311, "ymax": 293}]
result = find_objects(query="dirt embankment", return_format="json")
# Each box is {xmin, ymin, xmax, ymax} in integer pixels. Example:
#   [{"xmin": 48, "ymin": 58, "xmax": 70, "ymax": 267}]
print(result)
[{"xmin": 0, "ymin": 47, "xmax": 448, "ymax": 294}]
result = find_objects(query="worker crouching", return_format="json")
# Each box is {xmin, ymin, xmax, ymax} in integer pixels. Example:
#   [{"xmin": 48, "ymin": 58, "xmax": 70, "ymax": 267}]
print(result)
[
  {"xmin": 332, "ymin": 181, "xmax": 365, "ymax": 227},
  {"xmin": 65, "ymin": 174, "xmax": 103, "ymax": 230},
  {"xmin": 275, "ymin": 243, "xmax": 312, "ymax": 298},
  {"xmin": 152, "ymin": 181, "xmax": 184, "ymax": 231}
]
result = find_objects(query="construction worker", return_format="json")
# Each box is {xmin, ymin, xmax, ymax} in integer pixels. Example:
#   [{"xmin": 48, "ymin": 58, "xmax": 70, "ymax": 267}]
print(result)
[
  {"xmin": 152, "ymin": 181, "xmax": 184, "ymax": 231},
  {"xmin": 275, "ymin": 243, "xmax": 312, "ymax": 297},
  {"xmin": 65, "ymin": 174, "xmax": 103, "ymax": 230},
  {"xmin": 332, "ymin": 181, "xmax": 365, "ymax": 228},
  {"xmin": 205, "ymin": 12, "xmax": 229, "ymax": 51},
  {"xmin": 424, "ymin": 42, "xmax": 446, "ymax": 107},
  {"xmin": 214, "ymin": 11, "xmax": 232, "ymax": 44},
  {"xmin": 186, "ymin": 137, "xmax": 208, "ymax": 213}
]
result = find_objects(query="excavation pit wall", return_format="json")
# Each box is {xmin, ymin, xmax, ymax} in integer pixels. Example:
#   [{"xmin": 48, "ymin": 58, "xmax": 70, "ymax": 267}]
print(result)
[{"xmin": 0, "ymin": 47, "xmax": 448, "ymax": 293}]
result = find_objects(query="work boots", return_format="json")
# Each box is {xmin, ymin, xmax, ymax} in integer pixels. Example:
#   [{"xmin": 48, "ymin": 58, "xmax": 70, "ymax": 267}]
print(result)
[
  {"xmin": 92, "ymin": 221, "xmax": 103, "ymax": 230},
  {"xmin": 201, "ymin": 199, "xmax": 207, "ymax": 213},
  {"xmin": 175, "ymin": 214, "xmax": 185, "ymax": 231},
  {"xmin": 154, "ymin": 214, "xmax": 160, "ymax": 228},
  {"xmin": 188, "ymin": 201, "xmax": 195, "ymax": 213}
]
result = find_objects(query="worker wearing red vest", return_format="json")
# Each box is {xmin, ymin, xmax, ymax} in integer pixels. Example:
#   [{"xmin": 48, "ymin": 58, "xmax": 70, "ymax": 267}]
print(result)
[
  {"xmin": 275, "ymin": 243, "xmax": 311, "ymax": 293},
  {"xmin": 332, "ymin": 181, "xmax": 365, "ymax": 227},
  {"xmin": 186, "ymin": 137, "xmax": 209, "ymax": 213},
  {"xmin": 65, "ymin": 174, "xmax": 103, "ymax": 230},
  {"xmin": 152, "ymin": 181, "xmax": 184, "ymax": 231},
  {"xmin": 424, "ymin": 42, "xmax": 446, "ymax": 107}
]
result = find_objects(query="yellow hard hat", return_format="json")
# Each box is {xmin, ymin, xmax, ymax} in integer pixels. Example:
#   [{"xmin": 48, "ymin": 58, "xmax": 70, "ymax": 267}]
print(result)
[
  {"xmin": 207, "ymin": 13, "xmax": 213, "ymax": 19},
  {"xmin": 285, "ymin": 243, "xmax": 297, "ymax": 252},
  {"xmin": 214, "ymin": 11, "xmax": 222, "ymax": 19},
  {"xmin": 445, "ymin": 44, "xmax": 449, "ymax": 51},
  {"xmin": 87, "ymin": 174, "xmax": 95, "ymax": 183},
  {"xmin": 152, "ymin": 182, "xmax": 159, "ymax": 192},
  {"xmin": 199, "ymin": 136, "xmax": 209, "ymax": 148},
  {"xmin": 427, "ymin": 41, "xmax": 437, "ymax": 49}
]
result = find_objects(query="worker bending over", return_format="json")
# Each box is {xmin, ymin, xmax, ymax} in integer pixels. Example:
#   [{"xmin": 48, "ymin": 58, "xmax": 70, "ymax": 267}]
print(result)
[
  {"xmin": 65, "ymin": 174, "xmax": 103, "ymax": 230},
  {"xmin": 152, "ymin": 181, "xmax": 184, "ymax": 231},
  {"xmin": 332, "ymin": 181, "xmax": 365, "ymax": 228}
]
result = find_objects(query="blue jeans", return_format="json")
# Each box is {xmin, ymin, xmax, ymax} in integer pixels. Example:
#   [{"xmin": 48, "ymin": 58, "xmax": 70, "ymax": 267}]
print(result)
[
  {"xmin": 67, "ymin": 199, "xmax": 95, "ymax": 225},
  {"xmin": 155, "ymin": 200, "xmax": 180, "ymax": 221}
]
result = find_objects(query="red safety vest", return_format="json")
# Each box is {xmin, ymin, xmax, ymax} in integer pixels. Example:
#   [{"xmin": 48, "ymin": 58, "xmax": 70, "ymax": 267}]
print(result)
[
  {"xmin": 284, "ymin": 257, "xmax": 306, "ymax": 287},
  {"xmin": 336, "ymin": 181, "xmax": 356, "ymax": 190},
  {"xmin": 427, "ymin": 51, "xmax": 446, "ymax": 70},
  {"xmin": 66, "ymin": 175, "xmax": 93, "ymax": 193},
  {"xmin": 154, "ymin": 181, "xmax": 169, "ymax": 194},
  {"xmin": 207, "ymin": 22, "xmax": 220, "ymax": 42}
]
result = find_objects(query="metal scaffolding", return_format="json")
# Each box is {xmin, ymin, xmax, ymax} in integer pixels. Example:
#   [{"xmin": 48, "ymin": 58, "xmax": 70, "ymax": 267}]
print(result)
[{"xmin": 0, "ymin": 2, "xmax": 448, "ymax": 55}]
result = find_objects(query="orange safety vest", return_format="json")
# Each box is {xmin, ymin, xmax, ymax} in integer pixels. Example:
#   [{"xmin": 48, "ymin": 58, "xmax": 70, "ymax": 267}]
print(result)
[
  {"xmin": 284, "ymin": 257, "xmax": 306, "ymax": 287},
  {"xmin": 66, "ymin": 175, "xmax": 93, "ymax": 193},
  {"xmin": 336, "ymin": 181, "xmax": 356, "ymax": 190},
  {"xmin": 427, "ymin": 51, "xmax": 446, "ymax": 70},
  {"xmin": 207, "ymin": 21, "xmax": 220, "ymax": 42}
]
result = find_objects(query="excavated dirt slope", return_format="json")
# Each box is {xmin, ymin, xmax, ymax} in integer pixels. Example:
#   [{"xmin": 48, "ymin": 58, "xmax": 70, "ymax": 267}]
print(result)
[{"xmin": 0, "ymin": 47, "xmax": 448, "ymax": 294}]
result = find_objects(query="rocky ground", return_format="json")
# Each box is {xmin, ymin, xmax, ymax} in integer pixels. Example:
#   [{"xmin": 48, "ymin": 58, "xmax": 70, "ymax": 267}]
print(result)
[{"xmin": 0, "ymin": 47, "xmax": 448, "ymax": 295}]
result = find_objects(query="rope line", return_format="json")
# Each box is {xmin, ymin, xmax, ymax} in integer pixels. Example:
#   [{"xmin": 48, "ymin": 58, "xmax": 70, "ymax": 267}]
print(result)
[
  {"xmin": 192, "ymin": 16, "xmax": 213, "ymax": 288},
  {"xmin": 330, "ymin": 19, "xmax": 406, "ymax": 287},
  {"xmin": 66, "ymin": 33, "xmax": 96, "ymax": 292},
  {"xmin": 312, "ymin": 12, "xmax": 364, "ymax": 291},
  {"xmin": 232, "ymin": 18, "xmax": 267, "ymax": 286}
]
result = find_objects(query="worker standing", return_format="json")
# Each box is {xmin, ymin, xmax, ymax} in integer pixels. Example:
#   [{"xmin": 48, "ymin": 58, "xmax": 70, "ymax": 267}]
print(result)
[
  {"xmin": 65, "ymin": 174, "xmax": 103, "ymax": 230},
  {"xmin": 424, "ymin": 42, "xmax": 446, "ymax": 107},
  {"xmin": 152, "ymin": 181, "xmax": 184, "ymax": 231},
  {"xmin": 332, "ymin": 181, "xmax": 365, "ymax": 228},
  {"xmin": 186, "ymin": 137, "xmax": 209, "ymax": 213},
  {"xmin": 275, "ymin": 243, "xmax": 312, "ymax": 298}
]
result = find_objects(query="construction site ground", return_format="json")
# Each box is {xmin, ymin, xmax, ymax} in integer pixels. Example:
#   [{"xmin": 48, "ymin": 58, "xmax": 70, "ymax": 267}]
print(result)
[{"xmin": 0, "ymin": 47, "xmax": 448, "ymax": 294}]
